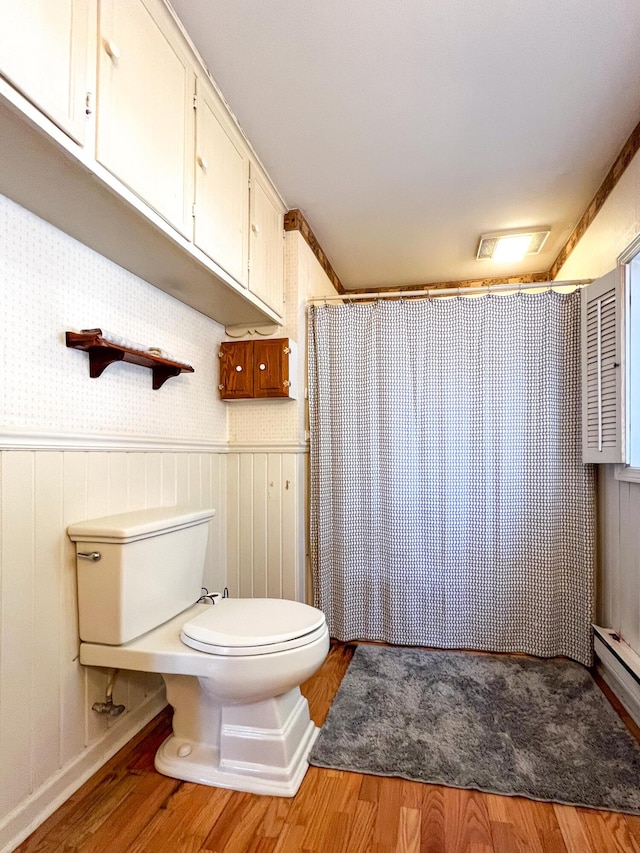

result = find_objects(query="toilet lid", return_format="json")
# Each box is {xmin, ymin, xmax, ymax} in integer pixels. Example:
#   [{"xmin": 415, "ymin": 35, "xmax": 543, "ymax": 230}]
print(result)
[{"xmin": 180, "ymin": 598, "xmax": 327, "ymax": 656}]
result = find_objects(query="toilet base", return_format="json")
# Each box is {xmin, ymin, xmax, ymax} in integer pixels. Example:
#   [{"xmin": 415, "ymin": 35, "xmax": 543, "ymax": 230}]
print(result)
[{"xmin": 154, "ymin": 682, "xmax": 319, "ymax": 796}]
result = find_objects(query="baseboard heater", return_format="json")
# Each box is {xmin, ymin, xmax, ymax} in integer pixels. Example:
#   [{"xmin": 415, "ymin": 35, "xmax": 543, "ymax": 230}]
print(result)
[{"xmin": 593, "ymin": 625, "xmax": 640, "ymax": 727}]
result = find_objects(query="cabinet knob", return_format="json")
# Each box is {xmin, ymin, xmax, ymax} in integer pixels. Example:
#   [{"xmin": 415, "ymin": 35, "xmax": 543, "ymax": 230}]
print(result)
[
  {"xmin": 218, "ymin": 384, "xmax": 224, "ymax": 390},
  {"xmin": 104, "ymin": 39, "xmax": 121, "ymax": 61},
  {"xmin": 235, "ymin": 365, "xmax": 243, "ymax": 372},
  {"xmin": 197, "ymin": 155, "xmax": 208, "ymax": 173},
  {"xmin": 283, "ymin": 380, "xmax": 291, "ymax": 388},
  {"xmin": 258, "ymin": 363, "xmax": 266, "ymax": 371},
  {"xmin": 251, "ymin": 223, "xmax": 260, "ymax": 234}
]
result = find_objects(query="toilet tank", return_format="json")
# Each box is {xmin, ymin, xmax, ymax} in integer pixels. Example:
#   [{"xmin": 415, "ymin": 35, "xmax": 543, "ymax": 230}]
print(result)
[{"xmin": 68, "ymin": 506, "xmax": 215, "ymax": 645}]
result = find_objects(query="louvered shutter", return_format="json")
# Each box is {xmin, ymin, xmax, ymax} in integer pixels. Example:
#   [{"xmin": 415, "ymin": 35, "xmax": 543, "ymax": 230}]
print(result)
[{"xmin": 581, "ymin": 268, "xmax": 625, "ymax": 463}]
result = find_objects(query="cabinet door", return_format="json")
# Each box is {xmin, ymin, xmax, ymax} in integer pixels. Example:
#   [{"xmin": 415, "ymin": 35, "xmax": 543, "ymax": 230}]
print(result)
[
  {"xmin": 219, "ymin": 341, "xmax": 254, "ymax": 400},
  {"xmin": 0, "ymin": 0, "xmax": 92, "ymax": 144},
  {"xmin": 248, "ymin": 165, "xmax": 285, "ymax": 314},
  {"xmin": 194, "ymin": 79, "xmax": 249, "ymax": 286},
  {"xmin": 97, "ymin": 0, "xmax": 194, "ymax": 237},
  {"xmin": 254, "ymin": 338, "xmax": 290, "ymax": 398}
]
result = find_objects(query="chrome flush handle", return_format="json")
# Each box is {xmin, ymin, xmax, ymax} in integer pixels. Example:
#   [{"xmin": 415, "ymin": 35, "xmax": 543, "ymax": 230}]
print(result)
[{"xmin": 77, "ymin": 551, "xmax": 101, "ymax": 562}]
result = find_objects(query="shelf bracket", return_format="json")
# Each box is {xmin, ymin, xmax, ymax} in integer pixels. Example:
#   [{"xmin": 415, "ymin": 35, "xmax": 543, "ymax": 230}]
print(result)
[{"xmin": 86, "ymin": 346, "xmax": 125, "ymax": 378}]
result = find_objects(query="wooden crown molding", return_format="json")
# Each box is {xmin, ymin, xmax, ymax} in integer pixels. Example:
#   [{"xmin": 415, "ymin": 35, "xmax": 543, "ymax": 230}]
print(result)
[
  {"xmin": 549, "ymin": 116, "xmax": 640, "ymax": 281},
  {"xmin": 286, "ymin": 115, "xmax": 640, "ymax": 295},
  {"xmin": 343, "ymin": 273, "xmax": 551, "ymax": 295},
  {"xmin": 284, "ymin": 209, "xmax": 345, "ymax": 294}
]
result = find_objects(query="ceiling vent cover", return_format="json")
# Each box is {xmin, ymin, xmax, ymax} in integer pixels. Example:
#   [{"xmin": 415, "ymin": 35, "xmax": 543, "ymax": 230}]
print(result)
[{"xmin": 477, "ymin": 228, "xmax": 550, "ymax": 261}]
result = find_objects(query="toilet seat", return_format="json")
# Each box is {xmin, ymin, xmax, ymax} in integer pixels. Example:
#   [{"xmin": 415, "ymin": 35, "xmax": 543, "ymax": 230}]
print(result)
[{"xmin": 180, "ymin": 598, "xmax": 327, "ymax": 656}]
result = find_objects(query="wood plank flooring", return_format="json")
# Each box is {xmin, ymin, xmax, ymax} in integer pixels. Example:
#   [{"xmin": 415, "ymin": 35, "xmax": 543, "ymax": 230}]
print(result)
[{"xmin": 16, "ymin": 643, "xmax": 640, "ymax": 853}]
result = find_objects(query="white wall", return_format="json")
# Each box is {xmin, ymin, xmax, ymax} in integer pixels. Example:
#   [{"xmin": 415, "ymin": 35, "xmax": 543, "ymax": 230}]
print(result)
[
  {"xmin": 226, "ymin": 231, "xmax": 336, "ymax": 445},
  {"xmin": 554, "ymin": 149, "xmax": 640, "ymax": 655},
  {"xmin": 225, "ymin": 232, "xmax": 338, "ymax": 605},
  {"xmin": 0, "ymin": 194, "xmax": 229, "ymax": 852}
]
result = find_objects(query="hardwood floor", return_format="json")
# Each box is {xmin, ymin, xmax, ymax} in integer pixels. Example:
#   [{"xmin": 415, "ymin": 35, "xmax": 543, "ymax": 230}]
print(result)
[{"xmin": 16, "ymin": 643, "xmax": 640, "ymax": 853}]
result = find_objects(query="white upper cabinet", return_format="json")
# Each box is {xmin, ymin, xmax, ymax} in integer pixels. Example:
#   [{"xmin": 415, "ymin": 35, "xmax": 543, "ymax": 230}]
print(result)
[
  {"xmin": 249, "ymin": 164, "xmax": 285, "ymax": 312},
  {"xmin": 96, "ymin": 0, "xmax": 195, "ymax": 237},
  {"xmin": 0, "ymin": 0, "xmax": 285, "ymax": 325},
  {"xmin": 194, "ymin": 78, "xmax": 249, "ymax": 287},
  {"xmin": 0, "ymin": 0, "xmax": 93, "ymax": 144}
]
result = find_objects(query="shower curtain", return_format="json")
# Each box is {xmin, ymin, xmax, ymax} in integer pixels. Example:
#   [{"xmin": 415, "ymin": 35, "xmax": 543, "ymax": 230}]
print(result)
[{"xmin": 308, "ymin": 291, "xmax": 595, "ymax": 665}]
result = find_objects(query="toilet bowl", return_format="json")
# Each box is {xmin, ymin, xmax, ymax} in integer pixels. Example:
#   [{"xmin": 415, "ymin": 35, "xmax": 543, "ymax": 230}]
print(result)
[{"xmin": 69, "ymin": 507, "xmax": 329, "ymax": 796}]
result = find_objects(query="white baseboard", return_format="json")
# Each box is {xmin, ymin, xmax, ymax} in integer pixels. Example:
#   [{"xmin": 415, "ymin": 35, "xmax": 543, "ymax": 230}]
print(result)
[
  {"xmin": 593, "ymin": 625, "xmax": 640, "ymax": 728},
  {"xmin": 0, "ymin": 690, "xmax": 167, "ymax": 853}
]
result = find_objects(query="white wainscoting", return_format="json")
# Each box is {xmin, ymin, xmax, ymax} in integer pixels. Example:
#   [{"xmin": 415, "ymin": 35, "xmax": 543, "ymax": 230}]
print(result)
[
  {"xmin": 598, "ymin": 464, "xmax": 640, "ymax": 654},
  {"xmin": 226, "ymin": 446, "xmax": 307, "ymax": 603},
  {"xmin": 0, "ymin": 449, "xmax": 226, "ymax": 853}
]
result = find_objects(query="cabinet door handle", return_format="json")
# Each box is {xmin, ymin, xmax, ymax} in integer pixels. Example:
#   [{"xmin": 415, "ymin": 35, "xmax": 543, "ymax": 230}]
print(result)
[
  {"xmin": 104, "ymin": 39, "xmax": 121, "ymax": 61},
  {"xmin": 258, "ymin": 363, "xmax": 266, "ymax": 371},
  {"xmin": 197, "ymin": 155, "xmax": 208, "ymax": 173},
  {"xmin": 251, "ymin": 223, "xmax": 260, "ymax": 234}
]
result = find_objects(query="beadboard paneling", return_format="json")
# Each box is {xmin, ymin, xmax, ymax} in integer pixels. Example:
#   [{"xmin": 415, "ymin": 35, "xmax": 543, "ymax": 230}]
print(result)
[
  {"xmin": 0, "ymin": 452, "xmax": 34, "ymax": 816},
  {"xmin": 0, "ymin": 449, "xmax": 226, "ymax": 847},
  {"xmin": 226, "ymin": 451, "xmax": 306, "ymax": 603},
  {"xmin": 599, "ymin": 464, "xmax": 640, "ymax": 653}
]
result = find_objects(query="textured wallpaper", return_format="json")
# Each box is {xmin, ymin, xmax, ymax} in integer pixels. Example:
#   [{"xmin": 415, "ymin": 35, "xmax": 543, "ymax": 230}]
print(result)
[
  {"xmin": 226, "ymin": 233, "xmax": 301, "ymax": 443},
  {"xmin": 0, "ymin": 194, "xmax": 228, "ymax": 443},
  {"xmin": 227, "ymin": 232, "xmax": 336, "ymax": 444}
]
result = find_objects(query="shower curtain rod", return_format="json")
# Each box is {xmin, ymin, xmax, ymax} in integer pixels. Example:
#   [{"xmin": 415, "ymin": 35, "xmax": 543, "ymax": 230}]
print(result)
[{"xmin": 307, "ymin": 278, "xmax": 593, "ymax": 304}]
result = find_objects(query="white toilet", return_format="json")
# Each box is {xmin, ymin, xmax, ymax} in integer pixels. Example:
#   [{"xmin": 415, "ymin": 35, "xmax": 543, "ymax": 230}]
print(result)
[{"xmin": 68, "ymin": 506, "xmax": 329, "ymax": 797}]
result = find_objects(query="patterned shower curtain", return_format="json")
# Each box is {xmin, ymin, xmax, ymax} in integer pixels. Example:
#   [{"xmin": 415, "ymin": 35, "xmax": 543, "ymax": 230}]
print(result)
[{"xmin": 308, "ymin": 291, "xmax": 595, "ymax": 666}]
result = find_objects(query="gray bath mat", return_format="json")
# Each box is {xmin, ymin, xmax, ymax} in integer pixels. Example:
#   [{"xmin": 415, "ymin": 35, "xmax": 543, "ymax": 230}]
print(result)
[{"xmin": 310, "ymin": 644, "xmax": 640, "ymax": 814}]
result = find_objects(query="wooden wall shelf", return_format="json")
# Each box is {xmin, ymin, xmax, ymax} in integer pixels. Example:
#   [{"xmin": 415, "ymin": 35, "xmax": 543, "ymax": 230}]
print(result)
[{"xmin": 66, "ymin": 329, "xmax": 194, "ymax": 390}]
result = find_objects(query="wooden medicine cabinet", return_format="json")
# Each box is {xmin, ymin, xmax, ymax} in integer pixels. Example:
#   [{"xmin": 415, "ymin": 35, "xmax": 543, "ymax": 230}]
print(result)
[{"xmin": 218, "ymin": 338, "xmax": 297, "ymax": 400}]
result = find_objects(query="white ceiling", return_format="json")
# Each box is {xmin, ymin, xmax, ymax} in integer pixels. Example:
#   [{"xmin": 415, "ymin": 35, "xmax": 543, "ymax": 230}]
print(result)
[{"xmin": 170, "ymin": 0, "xmax": 640, "ymax": 290}]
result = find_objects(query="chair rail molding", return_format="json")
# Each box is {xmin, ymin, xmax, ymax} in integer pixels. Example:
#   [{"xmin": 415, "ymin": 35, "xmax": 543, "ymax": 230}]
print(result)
[
  {"xmin": 0, "ymin": 429, "xmax": 230, "ymax": 453},
  {"xmin": 227, "ymin": 440, "xmax": 309, "ymax": 454}
]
